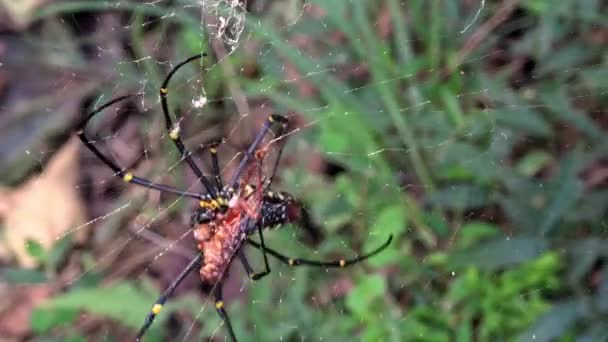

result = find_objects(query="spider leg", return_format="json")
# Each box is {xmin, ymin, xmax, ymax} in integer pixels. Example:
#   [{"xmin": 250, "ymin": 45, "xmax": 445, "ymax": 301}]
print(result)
[
  {"xmin": 135, "ymin": 253, "xmax": 202, "ymax": 342},
  {"xmin": 246, "ymin": 235, "xmax": 393, "ymax": 268},
  {"xmin": 77, "ymin": 96, "xmax": 203, "ymax": 200},
  {"xmin": 214, "ymin": 283, "xmax": 238, "ymax": 342},
  {"xmin": 238, "ymin": 250, "xmax": 254, "ymax": 275},
  {"xmin": 247, "ymin": 224, "xmax": 273, "ymax": 280},
  {"xmin": 229, "ymin": 114, "xmax": 288, "ymax": 189},
  {"xmin": 159, "ymin": 54, "xmax": 217, "ymax": 196},
  {"xmin": 208, "ymin": 139, "xmax": 225, "ymax": 190},
  {"xmin": 264, "ymin": 117, "xmax": 289, "ymax": 190}
]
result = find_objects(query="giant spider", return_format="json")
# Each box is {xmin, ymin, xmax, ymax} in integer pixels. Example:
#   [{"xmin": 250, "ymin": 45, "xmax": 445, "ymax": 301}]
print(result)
[{"xmin": 76, "ymin": 54, "xmax": 392, "ymax": 341}]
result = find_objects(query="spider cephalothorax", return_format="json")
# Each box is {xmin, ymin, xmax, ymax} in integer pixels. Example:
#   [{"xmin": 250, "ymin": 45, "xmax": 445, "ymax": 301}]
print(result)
[
  {"xmin": 192, "ymin": 185, "xmax": 299, "ymax": 225},
  {"xmin": 76, "ymin": 53, "xmax": 392, "ymax": 342}
]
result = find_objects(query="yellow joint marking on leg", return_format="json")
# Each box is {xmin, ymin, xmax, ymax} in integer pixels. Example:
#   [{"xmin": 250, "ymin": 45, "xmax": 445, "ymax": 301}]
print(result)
[
  {"xmin": 123, "ymin": 172, "xmax": 134, "ymax": 183},
  {"xmin": 160, "ymin": 87, "xmax": 168, "ymax": 94},
  {"xmin": 151, "ymin": 304, "xmax": 163, "ymax": 314},
  {"xmin": 215, "ymin": 301, "xmax": 224, "ymax": 309},
  {"xmin": 169, "ymin": 127, "xmax": 180, "ymax": 140},
  {"xmin": 267, "ymin": 191, "xmax": 274, "ymax": 198},
  {"xmin": 268, "ymin": 115, "xmax": 275, "ymax": 122},
  {"xmin": 339, "ymin": 260, "xmax": 346, "ymax": 267},
  {"xmin": 288, "ymin": 259, "xmax": 295, "ymax": 266},
  {"xmin": 244, "ymin": 184, "xmax": 254, "ymax": 196},
  {"xmin": 210, "ymin": 147, "xmax": 217, "ymax": 154},
  {"xmin": 200, "ymin": 200, "xmax": 212, "ymax": 208}
]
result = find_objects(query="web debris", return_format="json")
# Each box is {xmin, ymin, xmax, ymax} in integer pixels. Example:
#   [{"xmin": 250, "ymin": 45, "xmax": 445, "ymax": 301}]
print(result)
[{"xmin": 200, "ymin": 0, "xmax": 248, "ymax": 52}]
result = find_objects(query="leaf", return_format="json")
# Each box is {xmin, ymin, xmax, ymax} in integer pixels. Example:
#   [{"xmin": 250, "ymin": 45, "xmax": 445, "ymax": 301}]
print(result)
[
  {"xmin": 449, "ymin": 236, "xmax": 548, "ymax": 271},
  {"xmin": 1, "ymin": 267, "xmax": 47, "ymax": 284},
  {"xmin": 457, "ymin": 222, "xmax": 500, "ymax": 249},
  {"xmin": 366, "ymin": 204, "xmax": 406, "ymax": 267},
  {"xmin": 539, "ymin": 88, "xmax": 603, "ymax": 140},
  {"xmin": 516, "ymin": 151, "xmax": 552, "ymax": 177},
  {"xmin": 539, "ymin": 152, "xmax": 584, "ymax": 235},
  {"xmin": 0, "ymin": 138, "xmax": 86, "ymax": 267},
  {"xmin": 31, "ymin": 307, "xmax": 78, "ymax": 334},
  {"xmin": 536, "ymin": 43, "xmax": 595, "ymax": 76},
  {"xmin": 491, "ymin": 109, "xmax": 552, "ymax": 137},
  {"xmin": 345, "ymin": 275, "xmax": 386, "ymax": 318},
  {"xmin": 46, "ymin": 235, "xmax": 72, "ymax": 272},
  {"xmin": 565, "ymin": 238, "xmax": 604, "ymax": 283},
  {"xmin": 371, "ymin": 205, "xmax": 407, "ymax": 238},
  {"xmin": 578, "ymin": 322, "xmax": 608, "ymax": 342},
  {"xmin": 517, "ymin": 299, "xmax": 590, "ymax": 342},
  {"xmin": 580, "ymin": 65, "xmax": 608, "ymax": 89},
  {"xmin": 43, "ymin": 282, "xmax": 158, "ymax": 330},
  {"xmin": 0, "ymin": 0, "xmax": 47, "ymax": 29},
  {"xmin": 25, "ymin": 239, "xmax": 46, "ymax": 264},
  {"xmin": 428, "ymin": 184, "xmax": 489, "ymax": 211}
]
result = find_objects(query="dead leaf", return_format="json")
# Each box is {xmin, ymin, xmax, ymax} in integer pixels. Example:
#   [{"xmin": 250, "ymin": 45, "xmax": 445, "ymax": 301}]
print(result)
[
  {"xmin": 0, "ymin": 137, "xmax": 86, "ymax": 267},
  {"xmin": 0, "ymin": 0, "xmax": 47, "ymax": 30}
]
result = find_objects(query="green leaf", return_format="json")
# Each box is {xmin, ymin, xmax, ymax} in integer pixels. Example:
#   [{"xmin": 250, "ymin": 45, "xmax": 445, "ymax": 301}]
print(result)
[
  {"xmin": 428, "ymin": 185, "xmax": 489, "ymax": 211},
  {"xmin": 490, "ymin": 109, "xmax": 552, "ymax": 137},
  {"xmin": 25, "ymin": 238, "xmax": 47, "ymax": 264},
  {"xmin": 366, "ymin": 204, "xmax": 406, "ymax": 267},
  {"xmin": 539, "ymin": 153, "xmax": 584, "ymax": 235},
  {"xmin": 449, "ymin": 236, "xmax": 548, "ymax": 271},
  {"xmin": 517, "ymin": 299, "xmax": 590, "ymax": 342},
  {"xmin": 371, "ymin": 205, "xmax": 407, "ymax": 238},
  {"xmin": 539, "ymin": 88, "xmax": 603, "ymax": 140},
  {"xmin": 44, "ymin": 282, "xmax": 158, "ymax": 330},
  {"xmin": 47, "ymin": 235, "xmax": 72, "ymax": 272},
  {"xmin": 1, "ymin": 267, "xmax": 47, "ymax": 284},
  {"xmin": 31, "ymin": 307, "xmax": 78, "ymax": 334},
  {"xmin": 346, "ymin": 275, "xmax": 386, "ymax": 318},
  {"xmin": 537, "ymin": 43, "xmax": 595, "ymax": 76},
  {"xmin": 516, "ymin": 151, "xmax": 552, "ymax": 177},
  {"xmin": 457, "ymin": 222, "xmax": 500, "ymax": 249},
  {"xmin": 565, "ymin": 238, "xmax": 605, "ymax": 285}
]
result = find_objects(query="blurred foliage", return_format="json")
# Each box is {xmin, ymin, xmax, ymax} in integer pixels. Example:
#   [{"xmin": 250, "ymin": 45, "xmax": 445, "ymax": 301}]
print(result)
[{"xmin": 0, "ymin": 0, "xmax": 606, "ymax": 341}]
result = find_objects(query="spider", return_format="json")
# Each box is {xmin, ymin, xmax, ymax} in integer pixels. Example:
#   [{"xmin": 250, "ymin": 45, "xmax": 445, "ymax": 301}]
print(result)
[{"xmin": 76, "ymin": 54, "xmax": 393, "ymax": 341}]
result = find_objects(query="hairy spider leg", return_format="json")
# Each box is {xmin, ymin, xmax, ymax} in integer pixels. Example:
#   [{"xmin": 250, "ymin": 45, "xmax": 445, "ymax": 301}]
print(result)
[
  {"xmin": 208, "ymin": 138, "xmax": 225, "ymax": 190},
  {"xmin": 135, "ymin": 253, "xmax": 203, "ymax": 341},
  {"xmin": 264, "ymin": 118, "xmax": 289, "ymax": 191},
  {"xmin": 229, "ymin": 114, "xmax": 288, "ymax": 190},
  {"xmin": 213, "ymin": 283, "xmax": 237, "ymax": 342},
  {"xmin": 76, "ymin": 95, "xmax": 203, "ymax": 200},
  {"xmin": 159, "ymin": 53, "xmax": 217, "ymax": 197}
]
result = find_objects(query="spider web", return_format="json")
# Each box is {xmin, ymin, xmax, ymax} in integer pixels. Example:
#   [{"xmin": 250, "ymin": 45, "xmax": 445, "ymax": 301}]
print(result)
[
  {"xmin": 67, "ymin": 1, "xmax": 483, "ymax": 337},
  {"xmin": 5, "ymin": 0, "xmax": 605, "ymax": 341}
]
